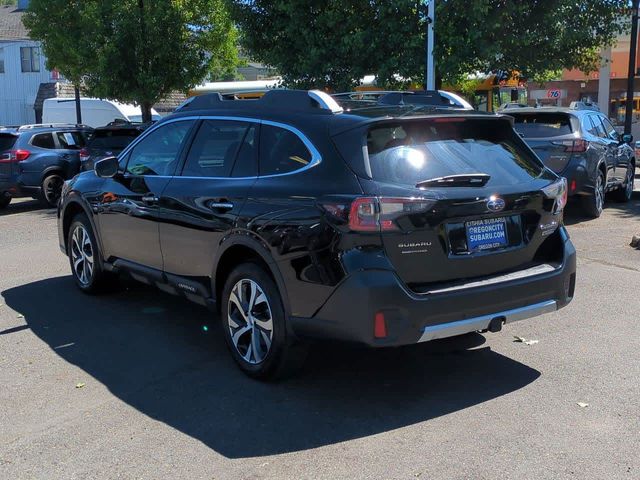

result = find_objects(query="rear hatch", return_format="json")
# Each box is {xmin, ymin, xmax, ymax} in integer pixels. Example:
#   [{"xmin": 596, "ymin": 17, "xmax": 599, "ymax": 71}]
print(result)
[
  {"xmin": 509, "ymin": 112, "xmax": 582, "ymax": 174},
  {"xmin": 334, "ymin": 115, "xmax": 564, "ymax": 290},
  {"xmin": 82, "ymin": 128, "xmax": 141, "ymax": 169},
  {"xmin": 0, "ymin": 133, "xmax": 18, "ymax": 177}
]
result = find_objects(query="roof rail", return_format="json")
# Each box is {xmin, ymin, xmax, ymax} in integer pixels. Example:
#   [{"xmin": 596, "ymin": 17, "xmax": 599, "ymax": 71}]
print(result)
[
  {"xmin": 176, "ymin": 89, "xmax": 344, "ymax": 114},
  {"xmin": 569, "ymin": 101, "xmax": 600, "ymax": 112},
  {"xmin": 18, "ymin": 123, "xmax": 92, "ymax": 131},
  {"xmin": 377, "ymin": 90, "xmax": 473, "ymax": 110}
]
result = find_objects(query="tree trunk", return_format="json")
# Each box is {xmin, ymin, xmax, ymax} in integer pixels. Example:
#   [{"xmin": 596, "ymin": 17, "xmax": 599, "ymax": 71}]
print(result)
[{"xmin": 140, "ymin": 102, "xmax": 153, "ymax": 123}]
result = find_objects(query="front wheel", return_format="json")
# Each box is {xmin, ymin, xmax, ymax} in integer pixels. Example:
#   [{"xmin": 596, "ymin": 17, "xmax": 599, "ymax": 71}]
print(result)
[
  {"xmin": 39, "ymin": 173, "xmax": 65, "ymax": 208},
  {"xmin": 612, "ymin": 164, "xmax": 635, "ymax": 202},
  {"xmin": 221, "ymin": 263, "xmax": 307, "ymax": 380},
  {"xmin": 581, "ymin": 170, "xmax": 605, "ymax": 218},
  {"xmin": 67, "ymin": 213, "xmax": 115, "ymax": 293}
]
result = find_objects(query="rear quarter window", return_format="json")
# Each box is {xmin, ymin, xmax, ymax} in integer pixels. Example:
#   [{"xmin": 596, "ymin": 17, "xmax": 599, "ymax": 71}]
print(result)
[
  {"xmin": 365, "ymin": 118, "xmax": 544, "ymax": 188},
  {"xmin": 510, "ymin": 113, "xmax": 573, "ymax": 138},
  {"xmin": 0, "ymin": 134, "xmax": 17, "ymax": 151},
  {"xmin": 259, "ymin": 125, "xmax": 312, "ymax": 176}
]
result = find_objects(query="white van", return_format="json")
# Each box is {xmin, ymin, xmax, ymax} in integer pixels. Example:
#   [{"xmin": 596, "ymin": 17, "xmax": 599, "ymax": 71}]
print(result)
[{"xmin": 42, "ymin": 98, "xmax": 161, "ymax": 128}]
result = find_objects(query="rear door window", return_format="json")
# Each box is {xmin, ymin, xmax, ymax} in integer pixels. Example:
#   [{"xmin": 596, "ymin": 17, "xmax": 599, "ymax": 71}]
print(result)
[
  {"xmin": 366, "ymin": 118, "xmax": 544, "ymax": 187},
  {"xmin": 31, "ymin": 133, "xmax": 56, "ymax": 149},
  {"xmin": 259, "ymin": 125, "xmax": 312, "ymax": 176},
  {"xmin": 56, "ymin": 131, "xmax": 87, "ymax": 150},
  {"xmin": 510, "ymin": 113, "xmax": 573, "ymax": 138},
  {"xmin": 588, "ymin": 115, "xmax": 607, "ymax": 138}
]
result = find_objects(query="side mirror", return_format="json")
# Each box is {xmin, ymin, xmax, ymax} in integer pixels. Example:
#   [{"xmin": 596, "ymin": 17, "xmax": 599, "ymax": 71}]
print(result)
[
  {"xmin": 94, "ymin": 156, "xmax": 119, "ymax": 178},
  {"xmin": 622, "ymin": 133, "xmax": 633, "ymax": 144}
]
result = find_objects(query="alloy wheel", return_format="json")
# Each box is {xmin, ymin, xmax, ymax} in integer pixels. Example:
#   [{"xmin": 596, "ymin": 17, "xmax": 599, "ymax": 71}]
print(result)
[
  {"xmin": 227, "ymin": 278, "xmax": 274, "ymax": 365},
  {"xmin": 70, "ymin": 225, "xmax": 94, "ymax": 286},
  {"xmin": 626, "ymin": 166, "xmax": 635, "ymax": 198},
  {"xmin": 43, "ymin": 175, "xmax": 64, "ymax": 206},
  {"xmin": 595, "ymin": 173, "xmax": 604, "ymax": 214}
]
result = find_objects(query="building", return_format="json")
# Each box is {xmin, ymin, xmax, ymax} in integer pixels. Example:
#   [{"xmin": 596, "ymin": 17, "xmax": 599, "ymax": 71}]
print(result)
[
  {"xmin": 527, "ymin": 31, "xmax": 640, "ymax": 124},
  {"xmin": 0, "ymin": 0, "xmax": 54, "ymax": 126}
]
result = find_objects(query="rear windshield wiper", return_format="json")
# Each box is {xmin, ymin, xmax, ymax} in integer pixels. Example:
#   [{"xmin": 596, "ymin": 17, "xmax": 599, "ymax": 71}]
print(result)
[{"xmin": 415, "ymin": 173, "xmax": 490, "ymax": 188}]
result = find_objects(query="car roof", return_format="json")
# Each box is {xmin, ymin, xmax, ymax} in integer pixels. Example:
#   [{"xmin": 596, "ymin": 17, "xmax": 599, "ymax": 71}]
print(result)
[
  {"xmin": 166, "ymin": 90, "xmax": 506, "ymax": 136},
  {"xmin": 505, "ymin": 107, "xmax": 598, "ymax": 117}
]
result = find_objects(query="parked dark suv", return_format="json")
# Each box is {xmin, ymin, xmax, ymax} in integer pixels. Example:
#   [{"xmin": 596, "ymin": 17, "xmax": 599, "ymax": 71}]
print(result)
[
  {"xmin": 0, "ymin": 124, "xmax": 92, "ymax": 208},
  {"xmin": 509, "ymin": 105, "xmax": 635, "ymax": 218},
  {"xmin": 80, "ymin": 122, "xmax": 150, "ymax": 172},
  {"xmin": 57, "ymin": 90, "xmax": 576, "ymax": 379}
]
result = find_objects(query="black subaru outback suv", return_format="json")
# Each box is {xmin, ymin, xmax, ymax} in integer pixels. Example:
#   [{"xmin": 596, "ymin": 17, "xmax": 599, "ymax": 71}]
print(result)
[{"xmin": 57, "ymin": 90, "xmax": 576, "ymax": 379}]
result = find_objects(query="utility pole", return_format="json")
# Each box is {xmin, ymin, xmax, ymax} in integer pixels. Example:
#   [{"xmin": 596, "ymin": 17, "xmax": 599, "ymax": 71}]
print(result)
[
  {"xmin": 425, "ymin": 0, "xmax": 435, "ymax": 91},
  {"xmin": 74, "ymin": 85, "xmax": 82, "ymax": 125},
  {"xmin": 624, "ymin": 0, "xmax": 639, "ymax": 135}
]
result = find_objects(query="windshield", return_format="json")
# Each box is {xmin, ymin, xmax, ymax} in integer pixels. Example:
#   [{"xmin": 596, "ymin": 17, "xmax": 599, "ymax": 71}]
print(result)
[
  {"xmin": 510, "ymin": 113, "xmax": 573, "ymax": 138},
  {"xmin": 366, "ymin": 118, "xmax": 544, "ymax": 188}
]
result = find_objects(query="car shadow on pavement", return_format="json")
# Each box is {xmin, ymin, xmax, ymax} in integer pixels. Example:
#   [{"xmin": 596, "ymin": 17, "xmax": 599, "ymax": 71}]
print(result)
[
  {"xmin": 563, "ymin": 190, "xmax": 640, "ymax": 225},
  {"xmin": 0, "ymin": 200, "xmax": 55, "ymax": 217},
  {"xmin": 3, "ymin": 276, "xmax": 540, "ymax": 459}
]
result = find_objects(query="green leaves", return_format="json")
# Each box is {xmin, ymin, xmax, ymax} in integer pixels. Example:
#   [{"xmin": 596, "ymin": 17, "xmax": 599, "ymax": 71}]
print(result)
[
  {"xmin": 233, "ymin": 0, "xmax": 629, "ymax": 90},
  {"xmin": 25, "ymin": 0, "xmax": 239, "ymax": 117}
]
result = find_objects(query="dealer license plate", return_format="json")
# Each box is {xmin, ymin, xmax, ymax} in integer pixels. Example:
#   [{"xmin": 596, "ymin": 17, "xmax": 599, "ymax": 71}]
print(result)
[{"xmin": 466, "ymin": 217, "xmax": 508, "ymax": 251}]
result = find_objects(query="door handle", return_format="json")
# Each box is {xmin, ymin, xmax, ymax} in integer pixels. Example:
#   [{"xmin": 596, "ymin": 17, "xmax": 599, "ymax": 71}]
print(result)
[
  {"xmin": 142, "ymin": 194, "xmax": 159, "ymax": 205},
  {"xmin": 209, "ymin": 202, "xmax": 234, "ymax": 211}
]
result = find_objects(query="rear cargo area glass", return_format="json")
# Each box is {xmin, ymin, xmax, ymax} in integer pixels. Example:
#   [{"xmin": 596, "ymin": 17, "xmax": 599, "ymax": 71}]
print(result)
[
  {"xmin": 366, "ymin": 118, "xmax": 544, "ymax": 187},
  {"xmin": 510, "ymin": 113, "xmax": 573, "ymax": 138},
  {"xmin": 0, "ymin": 134, "xmax": 17, "ymax": 151}
]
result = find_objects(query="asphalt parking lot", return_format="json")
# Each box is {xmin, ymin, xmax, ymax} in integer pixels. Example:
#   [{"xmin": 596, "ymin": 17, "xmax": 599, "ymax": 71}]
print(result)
[{"xmin": 1, "ymin": 187, "xmax": 639, "ymax": 480}]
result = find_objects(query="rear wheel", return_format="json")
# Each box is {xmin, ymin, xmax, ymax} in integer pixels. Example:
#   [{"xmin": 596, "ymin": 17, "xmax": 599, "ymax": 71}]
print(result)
[
  {"xmin": 221, "ymin": 263, "xmax": 307, "ymax": 380},
  {"xmin": 581, "ymin": 170, "xmax": 605, "ymax": 218},
  {"xmin": 612, "ymin": 164, "xmax": 635, "ymax": 202},
  {"xmin": 39, "ymin": 173, "xmax": 65, "ymax": 208},
  {"xmin": 67, "ymin": 213, "xmax": 115, "ymax": 293},
  {"xmin": 0, "ymin": 195, "xmax": 10, "ymax": 209}
]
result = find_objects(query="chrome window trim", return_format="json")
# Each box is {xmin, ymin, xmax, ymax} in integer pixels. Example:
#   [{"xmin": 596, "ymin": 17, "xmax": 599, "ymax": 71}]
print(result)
[{"xmin": 117, "ymin": 115, "xmax": 322, "ymax": 180}]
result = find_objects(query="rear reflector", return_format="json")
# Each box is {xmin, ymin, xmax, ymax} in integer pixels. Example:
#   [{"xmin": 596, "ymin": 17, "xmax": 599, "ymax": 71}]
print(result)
[{"xmin": 374, "ymin": 312, "xmax": 387, "ymax": 338}]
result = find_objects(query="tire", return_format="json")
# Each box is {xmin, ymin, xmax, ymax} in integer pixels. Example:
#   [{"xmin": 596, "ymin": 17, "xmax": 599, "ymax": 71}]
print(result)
[
  {"xmin": 612, "ymin": 164, "xmax": 635, "ymax": 203},
  {"xmin": 39, "ymin": 173, "xmax": 65, "ymax": 208},
  {"xmin": 221, "ymin": 263, "xmax": 307, "ymax": 380},
  {"xmin": 581, "ymin": 169, "xmax": 605, "ymax": 218},
  {"xmin": 67, "ymin": 213, "xmax": 115, "ymax": 293},
  {"xmin": 0, "ymin": 195, "xmax": 10, "ymax": 209}
]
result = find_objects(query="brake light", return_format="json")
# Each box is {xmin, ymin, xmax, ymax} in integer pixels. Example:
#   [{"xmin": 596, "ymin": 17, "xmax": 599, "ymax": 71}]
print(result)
[
  {"xmin": 0, "ymin": 149, "xmax": 30, "ymax": 163},
  {"xmin": 552, "ymin": 139, "xmax": 587, "ymax": 153},
  {"xmin": 542, "ymin": 177, "xmax": 568, "ymax": 215},
  {"xmin": 79, "ymin": 148, "xmax": 90, "ymax": 162},
  {"xmin": 348, "ymin": 197, "xmax": 435, "ymax": 232}
]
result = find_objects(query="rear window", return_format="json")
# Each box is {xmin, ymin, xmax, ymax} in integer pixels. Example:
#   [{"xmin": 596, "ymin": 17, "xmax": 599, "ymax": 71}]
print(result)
[
  {"xmin": 510, "ymin": 113, "xmax": 573, "ymax": 138},
  {"xmin": 366, "ymin": 118, "xmax": 544, "ymax": 187},
  {"xmin": 0, "ymin": 134, "xmax": 17, "ymax": 151},
  {"xmin": 88, "ymin": 130, "xmax": 140, "ymax": 150}
]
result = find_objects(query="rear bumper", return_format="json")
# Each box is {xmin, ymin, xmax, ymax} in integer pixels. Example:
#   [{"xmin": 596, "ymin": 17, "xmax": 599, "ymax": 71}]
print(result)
[
  {"xmin": 0, "ymin": 176, "xmax": 41, "ymax": 198},
  {"xmin": 561, "ymin": 160, "xmax": 593, "ymax": 197},
  {"xmin": 290, "ymin": 230, "xmax": 576, "ymax": 347}
]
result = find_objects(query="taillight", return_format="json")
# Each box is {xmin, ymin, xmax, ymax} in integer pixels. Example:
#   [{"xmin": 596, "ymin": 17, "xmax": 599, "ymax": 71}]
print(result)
[
  {"xmin": 542, "ymin": 177, "xmax": 568, "ymax": 215},
  {"xmin": 0, "ymin": 150, "xmax": 30, "ymax": 163},
  {"xmin": 552, "ymin": 139, "xmax": 587, "ymax": 153},
  {"xmin": 347, "ymin": 197, "xmax": 435, "ymax": 232},
  {"xmin": 79, "ymin": 148, "xmax": 90, "ymax": 162}
]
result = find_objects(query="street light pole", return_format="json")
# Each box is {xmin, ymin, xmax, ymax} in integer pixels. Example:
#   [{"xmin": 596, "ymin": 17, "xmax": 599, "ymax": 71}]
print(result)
[
  {"xmin": 624, "ymin": 0, "xmax": 639, "ymax": 135},
  {"xmin": 425, "ymin": 0, "xmax": 435, "ymax": 91}
]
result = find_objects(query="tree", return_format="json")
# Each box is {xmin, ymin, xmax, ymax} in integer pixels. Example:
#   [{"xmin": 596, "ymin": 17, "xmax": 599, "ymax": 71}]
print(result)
[
  {"xmin": 232, "ymin": 0, "xmax": 628, "ymax": 90},
  {"xmin": 25, "ymin": 0, "xmax": 239, "ymax": 121}
]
